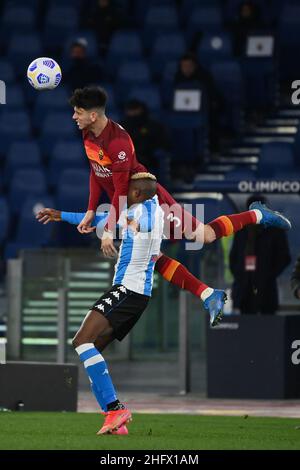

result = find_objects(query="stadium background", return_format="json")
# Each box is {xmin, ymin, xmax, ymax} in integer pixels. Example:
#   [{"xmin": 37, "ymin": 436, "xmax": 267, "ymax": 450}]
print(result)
[{"xmin": 0, "ymin": 0, "xmax": 300, "ymax": 445}]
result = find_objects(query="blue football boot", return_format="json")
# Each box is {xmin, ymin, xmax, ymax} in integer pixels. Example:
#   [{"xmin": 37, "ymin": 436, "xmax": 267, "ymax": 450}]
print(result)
[
  {"xmin": 249, "ymin": 201, "xmax": 291, "ymax": 230},
  {"xmin": 204, "ymin": 289, "xmax": 227, "ymax": 327}
]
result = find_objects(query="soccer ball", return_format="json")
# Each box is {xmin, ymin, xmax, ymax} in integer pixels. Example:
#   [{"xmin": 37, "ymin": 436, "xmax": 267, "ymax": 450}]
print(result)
[{"xmin": 27, "ymin": 57, "xmax": 62, "ymax": 90}]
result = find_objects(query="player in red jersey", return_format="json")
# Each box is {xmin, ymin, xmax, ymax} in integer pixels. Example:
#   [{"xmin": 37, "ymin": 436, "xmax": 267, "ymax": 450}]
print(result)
[{"xmin": 65, "ymin": 86, "xmax": 291, "ymax": 324}]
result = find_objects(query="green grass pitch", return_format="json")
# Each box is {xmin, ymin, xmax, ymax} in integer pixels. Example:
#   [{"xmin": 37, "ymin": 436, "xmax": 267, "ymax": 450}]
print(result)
[{"xmin": 0, "ymin": 412, "xmax": 299, "ymax": 450}]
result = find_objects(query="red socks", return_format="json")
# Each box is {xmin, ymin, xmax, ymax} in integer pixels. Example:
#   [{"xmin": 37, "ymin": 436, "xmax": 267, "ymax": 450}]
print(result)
[
  {"xmin": 155, "ymin": 254, "xmax": 210, "ymax": 298},
  {"xmin": 207, "ymin": 211, "xmax": 258, "ymax": 239}
]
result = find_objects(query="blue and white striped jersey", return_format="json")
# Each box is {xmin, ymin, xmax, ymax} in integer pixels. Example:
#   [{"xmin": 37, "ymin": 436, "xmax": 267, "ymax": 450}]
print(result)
[{"xmin": 113, "ymin": 195, "xmax": 164, "ymax": 296}]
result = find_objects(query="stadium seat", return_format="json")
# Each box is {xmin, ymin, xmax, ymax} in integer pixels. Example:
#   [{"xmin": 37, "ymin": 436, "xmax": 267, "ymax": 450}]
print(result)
[
  {"xmin": 128, "ymin": 85, "xmax": 161, "ymax": 113},
  {"xmin": 210, "ymin": 60, "xmax": 244, "ymax": 132},
  {"xmin": 143, "ymin": 5, "xmax": 179, "ymax": 49},
  {"xmin": 56, "ymin": 168, "xmax": 90, "ymax": 212},
  {"xmin": 106, "ymin": 31, "xmax": 143, "ymax": 76},
  {"xmin": 279, "ymin": 4, "xmax": 300, "ymax": 79},
  {"xmin": 7, "ymin": 33, "xmax": 42, "ymax": 75},
  {"xmin": 258, "ymin": 142, "xmax": 295, "ymax": 177},
  {"xmin": 197, "ymin": 33, "xmax": 233, "ymax": 68},
  {"xmin": 150, "ymin": 32, "xmax": 186, "ymax": 78},
  {"xmin": 40, "ymin": 112, "xmax": 77, "ymax": 154},
  {"xmin": 0, "ymin": 110, "xmax": 31, "ymax": 155},
  {"xmin": 0, "ymin": 198, "xmax": 9, "ymax": 245},
  {"xmin": 48, "ymin": 140, "xmax": 87, "ymax": 186},
  {"xmin": 168, "ymin": 112, "xmax": 208, "ymax": 161},
  {"xmin": 9, "ymin": 169, "xmax": 47, "ymax": 214},
  {"xmin": 44, "ymin": 6, "xmax": 79, "ymax": 48},
  {"xmin": 33, "ymin": 86, "xmax": 69, "ymax": 130},
  {"xmin": 5, "ymin": 195, "xmax": 55, "ymax": 259},
  {"xmin": 240, "ymin": 57, "xmax": 277, "ymax": 110},
  {"xmin": 1, "ymin": 5, "xmax": 36, "ymax": 36},
  {"xmin": 5, "ymin": 141, "xmax": 42, "ymax": 184},
  {"xmin": 5, "ymin": 84, "xmax": 26, "ymax": 109},
  {"xmin": 187, "ymin": 6, "xmax": 223, "ymax": 45},
  {"xmin": 116, "ymin": 61, "xmax": 151, "ymax": 102},
  {"xmin": 0, "ymin": 60, "xmax": 16, "ymax": 84}
]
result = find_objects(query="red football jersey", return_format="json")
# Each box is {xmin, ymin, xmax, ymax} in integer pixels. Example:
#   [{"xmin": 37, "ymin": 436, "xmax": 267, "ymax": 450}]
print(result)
[
  {"xmin": 83, "ymin": 118, "xmax": 200, "ymax": 235},
  {"xmin": 83, "ymin": 119, "xmax": 146, "ymax": 229}
]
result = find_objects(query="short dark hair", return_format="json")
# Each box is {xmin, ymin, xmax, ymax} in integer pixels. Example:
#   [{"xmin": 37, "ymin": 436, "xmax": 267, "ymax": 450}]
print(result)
[{"xmin": 69, "ymin": 86, "xmax": 107, "ymax": 110}]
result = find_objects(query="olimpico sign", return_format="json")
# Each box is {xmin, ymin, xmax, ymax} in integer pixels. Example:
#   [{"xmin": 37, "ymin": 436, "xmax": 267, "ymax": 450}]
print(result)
[
  {"xmin": 238, "ymin": 180, "xmax": 300, "ymax": 193},
  {"xmin": 0, "ymin": 80, "xmax": 6, "ymax": 104}
]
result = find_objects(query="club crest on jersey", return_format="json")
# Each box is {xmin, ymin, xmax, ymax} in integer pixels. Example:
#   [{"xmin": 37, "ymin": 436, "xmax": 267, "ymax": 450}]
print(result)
[
  {"xmin": 98, "ymin": 149, "xmax": 104, "ymax": 160},
  {"xmin": 118, "ymin": 151, "xmax": 126, "ymax": 160}
]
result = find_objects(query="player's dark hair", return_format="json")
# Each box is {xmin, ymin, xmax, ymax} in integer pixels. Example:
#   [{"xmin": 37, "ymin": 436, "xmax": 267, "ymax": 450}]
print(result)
[{"xmin": 69, "ymin": 86, "xmax": 107, "ymax": 111}]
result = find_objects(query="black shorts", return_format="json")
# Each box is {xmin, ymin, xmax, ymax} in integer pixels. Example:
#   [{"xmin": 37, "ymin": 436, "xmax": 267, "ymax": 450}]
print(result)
[{"xmin": 91, "ymin": 284, "xmax": 149, "ymax": 341}]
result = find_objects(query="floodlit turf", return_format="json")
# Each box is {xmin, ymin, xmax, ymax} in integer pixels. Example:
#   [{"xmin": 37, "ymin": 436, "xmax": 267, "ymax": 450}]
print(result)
[{"xmin": 0, "ymin": 412, "xmax": 299, "ymax": 450}]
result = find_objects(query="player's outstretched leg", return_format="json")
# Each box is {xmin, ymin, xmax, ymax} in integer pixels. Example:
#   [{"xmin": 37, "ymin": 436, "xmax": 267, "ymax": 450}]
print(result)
[
  {"xmin": 192, "ymin": 203, "xmax": 291, "ymax": 243},
  {"xmin": 155, "ymin": 254, "xmax": 226, "ymax": 326},
  {"xmin": 248, "ymin": 201, "xmax": 292, "ymax": 230},
  {"xmin": 203, "ymin": 289, "xmax": 227, "ymax": 326}
]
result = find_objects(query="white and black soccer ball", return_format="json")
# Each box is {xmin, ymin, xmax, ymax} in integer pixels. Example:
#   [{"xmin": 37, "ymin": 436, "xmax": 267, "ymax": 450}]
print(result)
[{"xmin": 27, "ymin": 57, "xmax": 62, "ymax": 90}]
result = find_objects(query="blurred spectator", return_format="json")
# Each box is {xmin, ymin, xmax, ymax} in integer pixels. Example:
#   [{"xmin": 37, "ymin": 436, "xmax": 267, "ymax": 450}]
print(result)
[
  {"xmin": 227, "ymin": 0, "xmax": 264, "ymax": 56},
  {"xmin": 291, "ymin": 256, "xmax": 300, "ymax": 300},
  {"xmin": 65, "ymin": 38, "xmax": 102, "ymax": 90},
  {"xmin": 121, "ymin": 99, "xmax": 170, "ymax": 173},
  {"xmin": 84, "ymin": 0, "xmax": 125, "ymax": 55},
  {"xmin": 173, "ymin": 52, "xmax": 223, "ymax": 152},
  {"xmin": 230, "ymin": 195, "xmax": 291, "ymax": 315}
]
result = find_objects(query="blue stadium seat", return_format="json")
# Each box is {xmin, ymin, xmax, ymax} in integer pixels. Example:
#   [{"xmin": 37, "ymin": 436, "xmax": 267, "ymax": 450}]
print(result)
[
  {"xmin": 56, "ymin": 168, "xmax": 90, "ymax": 212},
  {"xmin": 9, "ymin": 169, "xmax": 47, "ymax": 214},
  {"xmin": 279, "ymin": 4, "xmax": 300, "ymax": 79},
  {"xmin": 197, "ymin": 33, "xmax": 233, "ymax": 68},
  {"xmin": 100, "ymin": 83, "xmax": 117, "ymax": 113},
  {"xmin": 0, "ymin": 198, "xmax": 9, "ymax": 245},
  {"xmin": 168, "ymin": 112, "xmax": 208, "ymax": 161},
  {"xmin": 116, "ymin": 61, "xmax": 151, "ymax": 102},
  {"xmin": 240, "ymin": 57, "xmax": 277, "ymax": 110},
  {"xmin": 106, "ymin": 31, "xmax": 143, "ymax": 76},
  {"xmin": 210, "ymin": 60, "xmax": 244, "ymax": 132},
  {"xmin": 7, "ymin": 33, "xmax": 42, "ymax": 75},
  {"xmin": 5, "ymin": 141, "xmax": 42, "ymax": 183},
  {"xmin": 44, "ymin": 6, "xmax": 79, "ymax": 48},
  {"xmin": 0, "ymin": 60, "xmax": 16, "ymax": 84},
  {"xmin": 128, "ymin": 85, "xmax": 161, "ymax": 112},
  {"xmin": 48, "ymin": 140, "xmax": 87, "ymax": 186},
  {"xmin": 1, "ymin": 5, "xmax": 36, "ymax": 35},
  {"xmin": 187, "ymin": 6, "xmax": 222, "ymax": 44},
  {"xmin": 0, "ymin": 110, "xmax": 31, "ymax": 155},
  {"xmin": 5, "ymin": 195, "xmax": 55, "ymax": 258},
  {"xmin": 5, "ymin": 84, "xmax": 26, "ymax": 109},
  {"xmin": 258, "ymin": 142, "xmax": 295, "ymax": 177},
  {"xmin": 14, "ymin": 195, "xmax": 54, "ymax": 245},
  {"xmin": 135, "ymin": 0, "xmax": 175, "ymax": 22},
  {"xmin": 143, "ymin": 5, "xmax": 179, "ymax": 49},
  {"xmin": 33, "ymin": 87, "xmax": 69, "ymax": 130},
  {"xmin": 150, "ymin": 32, "xmax": 186, "ymax": 78},
  {"xmin": 40, "ymin": 112, "xmax": 77, "ymax": 154}
]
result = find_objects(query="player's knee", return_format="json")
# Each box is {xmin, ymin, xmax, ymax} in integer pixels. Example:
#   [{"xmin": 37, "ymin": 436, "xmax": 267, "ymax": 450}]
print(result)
[{"xmin": 72, "ymin": 333, "xmax": 92, "ymax": 349}]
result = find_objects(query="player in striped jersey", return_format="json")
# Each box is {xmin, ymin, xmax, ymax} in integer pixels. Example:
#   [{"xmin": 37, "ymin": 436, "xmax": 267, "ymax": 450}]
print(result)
[{"xmin": 71, "ymin": 173, "xmax": 164, "ymax": 435}]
